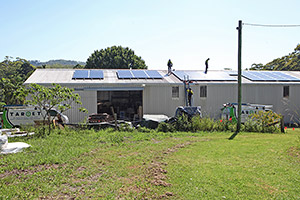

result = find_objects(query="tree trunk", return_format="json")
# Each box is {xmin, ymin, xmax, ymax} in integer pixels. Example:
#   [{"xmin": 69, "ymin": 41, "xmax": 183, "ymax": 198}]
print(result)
[{"xmin": 48, "ymin": 112, "xmax": 51, "ymax": 135}]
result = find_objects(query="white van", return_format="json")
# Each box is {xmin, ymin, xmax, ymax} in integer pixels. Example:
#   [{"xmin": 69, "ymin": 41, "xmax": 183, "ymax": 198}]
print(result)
[{"xmin": 2, "ymin": 105, "xmax": 68, "ymax": 128}]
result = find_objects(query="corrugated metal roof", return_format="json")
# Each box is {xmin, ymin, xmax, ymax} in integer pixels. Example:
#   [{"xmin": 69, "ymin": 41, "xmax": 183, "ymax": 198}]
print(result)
[
  {"xmin": 24, "ymin": 69, "xmax": 181, "ymax": 85},
  {"xmin": 24, "ymin": 69, "xmax": 300, "ymax": 86}
]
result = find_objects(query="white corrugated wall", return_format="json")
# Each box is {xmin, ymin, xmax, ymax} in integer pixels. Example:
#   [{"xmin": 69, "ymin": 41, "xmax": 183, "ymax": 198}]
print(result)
[
  {"xmin": 64, "ymin": 90, "xmax": 97, "ymax": 123},
  {"xmin": 63, "ymin": 83, "xmax": 300, "ymax": 125}
]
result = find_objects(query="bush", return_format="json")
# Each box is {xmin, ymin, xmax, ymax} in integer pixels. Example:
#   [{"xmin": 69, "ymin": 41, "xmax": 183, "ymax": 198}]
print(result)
[
  {"xmin": 157, "ymin": 122, "xmax": 175, "ymax": 133},
  {"xmin": 248, "ymin": 111, "xmax": 281, "ymax": 133},
  {"xmin": 244, "ymin": 119, "xmax": 263, "ymax": 132},
  {"xmin": 192, "ymin": 116, "xmax": 214, "ymax": 132},
  {"xmin": 173, "ymin": 115, "xmax": 192, "ymax": 132},
  {"xmin": 136, "ymin": 126, "xmax": 152, "ymax": 133},
  {"xmin": 157, "ymin": 115, "xmax": 235, "ymax": 133},
  {"xmin": 118, "ymin": 123, "xmax": 134, "ymax": 132},
  {"xmin": 212, "ymin": 119, "xmax": 228, "ymax": 132}
]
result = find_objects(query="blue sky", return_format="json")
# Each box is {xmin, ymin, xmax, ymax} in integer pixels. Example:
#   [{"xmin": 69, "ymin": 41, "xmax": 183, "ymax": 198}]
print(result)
[{"xmin": 1, "ymin": 0, "xmax": 299, "ymax": 70}]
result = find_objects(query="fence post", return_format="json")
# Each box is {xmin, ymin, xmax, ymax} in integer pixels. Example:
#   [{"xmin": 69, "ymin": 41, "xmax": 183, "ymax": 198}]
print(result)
[{"xmin": 280, "ymin": 116, "xmax": 285, "ymax": 133}]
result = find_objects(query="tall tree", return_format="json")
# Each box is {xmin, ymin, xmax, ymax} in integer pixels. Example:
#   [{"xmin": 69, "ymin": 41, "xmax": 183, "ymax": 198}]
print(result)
[
  {"xmin": 85, "ymin": 46, "xmax": 147, "ymax": 69},
  {"xmin": 250, "ymin": 44, "xmax": 300, "ymax": 71},
  {"xmin": 0, "ymin": 57, "xmax": 35, "ymax": 107}
]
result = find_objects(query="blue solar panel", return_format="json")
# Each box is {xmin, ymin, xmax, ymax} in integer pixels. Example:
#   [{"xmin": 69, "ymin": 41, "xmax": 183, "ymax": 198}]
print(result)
[
  {"xmin": 145, "ymin": 70, "xmax": 163, "ymax": 79},
  {"xmin": 242, "ymin": 71, "xmax": 265, "ymax": 81},
  {"xmin": 171, "ymin": 71, "xmax": 186, "ymax": 80},
  {"xmin": 89, "ymin": 70, "xmax": 104, "ymax": 79},
  {"xmin": 117, "ymin": 70, "xmax": 134, "ymax": 79},
  {"xmin": 172, "ymin": 71, "xmax": 236, "ymax": 81},
  {"xmin": 117, "ymin": 70, "xmax": 163, "ymax": 79},
  {"xmin": 73, "ymin": 70, "xmax": 104, "ymax": 79},
  {"xmin": 242, "ymin": 71, "xmax": 300, "ymax": 81},
  {"xmin": 132, "ymin": 70, "xmax": 148, "ymax": 78},
  {"xmin": 73, "ymin": 70, "xmax": 89, "ymax": 79}
]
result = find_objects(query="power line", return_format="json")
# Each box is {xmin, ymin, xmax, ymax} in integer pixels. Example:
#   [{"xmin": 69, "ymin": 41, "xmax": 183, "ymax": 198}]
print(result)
[{"xmin": 243, "ymin": 23, "xmax": 300, "ymax": 27}]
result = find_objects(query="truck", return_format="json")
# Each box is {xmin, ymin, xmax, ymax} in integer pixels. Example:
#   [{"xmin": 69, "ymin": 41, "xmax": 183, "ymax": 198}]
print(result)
[
  {"xmin": 221, "ymin": 103, "xmax": 273, "ymax": 123},
  {"xmin": 1, "ymin": 105, "xmax": 69, "ymax": 129}
]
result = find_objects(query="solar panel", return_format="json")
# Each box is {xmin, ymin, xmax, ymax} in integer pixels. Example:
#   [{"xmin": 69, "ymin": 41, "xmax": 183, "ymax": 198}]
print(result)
[
  {"xmin": 117, "ymin": 70, "xmax": 134, "ymax": 79},
  {"xmin": 242, "ymin": 71, "xmax": 265, "ymax": 81},
  {"xmin": 274, "ymin": 72, "xmax": 299, "ymax": 81},
  {"xmin": 145, "ymin": 70, "xmax": 163, "ymax": 79},
  {"xmin": 73, "ymin": 70, "xmax": 89, "ymax": 79},
  {"xmin": 117, "ymin": 70, "xmax": 163, "ymax": 79},
  {"xmin": 89, "ymin": 70, "xmax": 104, "ymax": 79},
  {"xmin": 242, "ymin": 71, "xmax": 300, "ymax": 82},
  {"xmin": 172, "ymin": 71, "xmax": 236, "ymax": 81},
  {"xmin": 132, "ymin": 70, "xmax": 148, "ymax": 78},
  {"xmin": 171, "ymin": 71, "xmax": 186, "ymax": 80}
]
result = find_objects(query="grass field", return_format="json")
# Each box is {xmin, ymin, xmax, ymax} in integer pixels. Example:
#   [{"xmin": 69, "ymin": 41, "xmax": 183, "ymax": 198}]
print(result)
[{"xmin": 0, "ymin": 128, "xmax": 299, "ymax": 199}]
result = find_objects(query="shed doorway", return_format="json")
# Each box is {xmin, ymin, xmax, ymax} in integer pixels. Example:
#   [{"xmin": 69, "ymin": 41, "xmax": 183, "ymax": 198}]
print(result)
[{"xmin": 97, "ymin": 91, "xmax": 143, "ymax": 121}]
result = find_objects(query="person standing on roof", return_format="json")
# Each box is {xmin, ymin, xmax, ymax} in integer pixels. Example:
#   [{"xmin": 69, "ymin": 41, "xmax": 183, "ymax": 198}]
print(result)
[
  {"xmin": 187, "ymin": 87, "xmax": 193, "ymax": 106},
  {"xmin": 205, "ymin": 58, "xmax": 210, "ymax": 74},
  {"xmin": 167, "ymin": 59, "xmax": 173, "ymax": 75}
]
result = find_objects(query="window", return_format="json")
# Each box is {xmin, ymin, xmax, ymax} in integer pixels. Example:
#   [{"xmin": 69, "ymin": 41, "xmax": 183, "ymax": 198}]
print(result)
[
  {"xmin": 283, "ymin": 86, "xmax": 289, "ymax": 98},
  {"xmin": 172, "ymin": 86, "xmax": 179, "ymax": 98},
  {"xmin": 200, "ymin": 86, "xmax": 207, "ymax": 98}
]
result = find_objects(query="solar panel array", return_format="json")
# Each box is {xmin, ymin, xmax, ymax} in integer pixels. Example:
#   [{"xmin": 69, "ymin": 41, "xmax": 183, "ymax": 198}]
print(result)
[
  {"xmin": 117, "ymin": 70, "xmax": 163, "ymax": 79},
  {"xmin": 172, "ymin": 71, "xmax": 237, "ymax": 81},
  {"xmin": 240, "ymin": 71, "xmax": 300, "ymax": 82},
  {"xmin": 72, "ymin": 70, "xmax": 104, "ymax": 79}
]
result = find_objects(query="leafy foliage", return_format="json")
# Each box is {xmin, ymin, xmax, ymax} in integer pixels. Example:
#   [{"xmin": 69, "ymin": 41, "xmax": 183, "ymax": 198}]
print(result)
[
  {"xmin": 250, "ymin": 44, "xmax": 300, "ymax": 71},
  {"xmin": 0, "ymin": 57, "xmax": 35, "ymax": 108},
  {"xmin": 157, "ymin": 115, "xmax": 235, "ymax": 133},
  {"xmin": 18, "ymin": 83, "xmax": 87, "ymax": 135},
  {"xmin": 157, "ymin": 113, "xmax": 281, "ymax": 133},
  {"xmin": 248, "ymin": 110, "xmax": 282, "ymax": 133},
  {"xmin": 85, "ymin": 46, "xmax": 147, "ymax": 69}
]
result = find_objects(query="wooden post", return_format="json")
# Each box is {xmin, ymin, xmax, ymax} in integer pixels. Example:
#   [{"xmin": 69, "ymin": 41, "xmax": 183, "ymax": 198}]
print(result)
[
  {"xmin": 111, "ymin": 106, "xmax": 118, "ymax": 130},
  {"xmin": 138, "ymin": 106, "xmax": 143, "ymax": 120},
  {"xmin": 229, "ymin": 20, "xmax": 242, "ymax": 140},
  {"xmin": 280, "ymin": 116, "xmax": 285, "ymax": 133},
  {"xmin": 114, "ymin": 113, "xmax": 118, "ymax": 130}
]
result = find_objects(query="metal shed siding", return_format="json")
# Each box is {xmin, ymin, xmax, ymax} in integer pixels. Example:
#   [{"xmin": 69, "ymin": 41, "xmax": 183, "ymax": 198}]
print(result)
[
  {"xmin": 243, "ymin": 84, "xmax": 282, "ymax": 111},
  {"xmin": 143, "ymin": 85, "xmax": 185, "ymax": 117},
  {"xmin": 281, "ymin": 85, "xmax": 300, "ymax": 124},
  {"xmin": 242, "ymin": 84, "xmax": 300, "ymax": 123},
  {"xmin": 64, "ymin": 90, "xmax": 97, "ymax": 123},
  {"xmin": 200, "ymin": 84, "xmax": 237, "ymax": 118}
]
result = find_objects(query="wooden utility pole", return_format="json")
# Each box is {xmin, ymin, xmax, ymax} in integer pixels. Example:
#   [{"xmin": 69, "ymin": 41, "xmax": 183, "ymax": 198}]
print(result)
[{"xmin": 229, "ymin": 20, "xmax": 242, "ymax": 140}]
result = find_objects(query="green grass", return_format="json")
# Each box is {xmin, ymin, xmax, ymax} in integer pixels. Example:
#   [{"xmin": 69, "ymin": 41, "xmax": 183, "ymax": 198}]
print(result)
[
  {"xmin": 0, "ymin": 128, "xmax": 299, "ymax": 199},
  {"xmin": 165, "ymin": 133, "xmax": 300, "ymax": 199}
]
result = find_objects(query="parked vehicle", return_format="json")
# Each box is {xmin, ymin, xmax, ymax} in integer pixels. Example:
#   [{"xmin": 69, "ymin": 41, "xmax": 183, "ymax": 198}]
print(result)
[
  {"xmin": 175, "ymin": 106, "xmax": 202, "ymax": 118},
  {"xmin": 1, "ymin": 105, "xmax": 68, "ymax": 128},
  {"xmin": 221, "ymin": 103, "xmax": 273, "ymax": 123}
]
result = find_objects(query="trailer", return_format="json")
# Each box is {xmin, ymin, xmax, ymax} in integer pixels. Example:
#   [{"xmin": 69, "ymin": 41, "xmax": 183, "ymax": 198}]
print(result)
[
  {"xmin": 221, "ymin": 103, "xmax": 273, "ymax": 123},
  {"xmin": 1, "ymin": 105, "xmax": 68, "ymax": 128}
]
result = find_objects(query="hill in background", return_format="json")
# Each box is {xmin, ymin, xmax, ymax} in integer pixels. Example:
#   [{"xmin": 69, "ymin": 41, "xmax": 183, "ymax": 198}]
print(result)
[{"xmin": 29, "ymin": 59, "xmax": 85, "ymax": 68}]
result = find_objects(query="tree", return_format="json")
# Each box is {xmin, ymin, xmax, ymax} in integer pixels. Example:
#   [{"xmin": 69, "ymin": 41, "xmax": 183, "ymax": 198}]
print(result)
[
  {"xmin": 250, "ymin": 44, "xmax": 300, "ymax": 71},
  {"xmin": 0, "ymin": 57, "xmax": 35, "ymax": 108},
  {"xmin": 18, "ymin": 83, "xmax": 87, "ymax": 135},
  {"xmin": 73, "ymin": 64, "xmax": 84, "ymax": 69},
  {"xmin": 85, "ymin": 46, "xmax": 147, "ymax": 69}
]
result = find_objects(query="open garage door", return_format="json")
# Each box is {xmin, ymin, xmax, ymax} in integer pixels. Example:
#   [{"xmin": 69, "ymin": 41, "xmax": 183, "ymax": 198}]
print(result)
[{"xmin": 97, "ymin": 90, "xmax": 143, "ymax": 121}]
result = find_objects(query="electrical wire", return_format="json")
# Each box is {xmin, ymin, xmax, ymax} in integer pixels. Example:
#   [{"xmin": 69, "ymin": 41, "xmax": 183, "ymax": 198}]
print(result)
[{"xmin": 243, "ymin": 23, "xmax": 300, "ymax": 27}]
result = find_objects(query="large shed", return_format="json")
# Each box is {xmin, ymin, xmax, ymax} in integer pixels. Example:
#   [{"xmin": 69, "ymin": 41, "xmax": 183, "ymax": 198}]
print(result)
[{"xmin": 24, "ymin": 69, "xmax": 300, "ymax": 125}]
